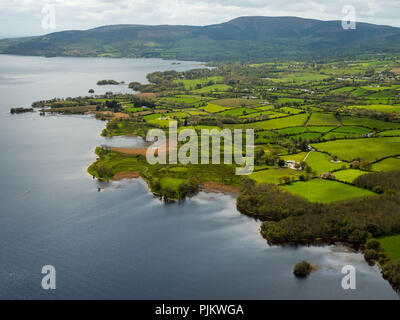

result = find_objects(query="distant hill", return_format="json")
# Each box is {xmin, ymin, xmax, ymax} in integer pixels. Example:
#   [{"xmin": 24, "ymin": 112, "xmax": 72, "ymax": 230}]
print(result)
[{"xmin": 1, "ymin": 16, "xmax": 400, "ymax": 61}]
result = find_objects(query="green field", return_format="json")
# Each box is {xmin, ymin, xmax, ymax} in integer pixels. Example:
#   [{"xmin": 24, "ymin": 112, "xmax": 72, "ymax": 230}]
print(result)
[
  {"xmin": 333, "ymin": 169, "xmax": 367, "ymax": 183},
  {"xmin": 219, "ymin": 107, "xmax": 258, "ymax": 117},
  {"xmin": 186, "ymin": 109, "xmax": 208, "ymax": 116},
  {"xmin": 174, "ymin": 76, "xmax": 223, "ymax": 90},
  {"xmin": 322, "ymin": 132, "xmax": 359, "ymax": 140},
  {"xmin": 125, "ymin": 107, "xmax": 143, "ymax": 112},
  {"xmin": 256, "ymin": 105, "xmax": 275, "ymax": 111},
  {"xmin": 378, "ymin": 235, "xmax": 400, "ymax": 261},
  {"xmin": 333, "ymin": 126, "xmax": 371, "ymax": 134},
  {"xmin": 274, "ymin": 126, "xmax": 308, "ymax": 135},
  {"xmin": 163, "ymin": 95, "xmax": 204, "ymax": 105},
  {"xmin": 210, "ymin": 98, "xmax": 262, "ymax": 108},
  {"xmin": 378, "ymin": 129, "xmax": 400, "ymax": 137},
  {"xmin": 349, "ymin": 105, "xmax": 400, "ymax": 114},
  {"xmin": 307, "ymin": 113, "xmax": 341, "ymax": 126},
  {"xmin": 239, "ymin": 110, "xmax": 287, "ymax": 119},
  {"xmin": 276, "ymin": 97, "xmax": 304, "ymax": 104},
  {"xmin": 192, "ymin": 83, "xmax": 231, "ymax": 93},
  {"xmin": 307, "ymin": 126, "xmax": 338, "ymax": 133},
  {"xmin": 282, "ymin": 179, "xmax": 376, "ymax": 203},
  {"xmin": 281, "ymin": 152, "xmax": 308, "ymax": 163},
  {"xmin": 373, "ymin": 157, "xmax": 400, "ymax": 172},
  {"xmin": 143, "ymin": 113, "xmax": 162, "ymax": 120},
  {"xmin": 341, "ymin": 116, "xmax": 400, "ymax": 130},
  {"xmin": 160, "ymin": 177, "xmax": 186, "ymax": 191},
  {"xmin": 303, "ymin": 151, "xmax": 345, "ymax": 174},
  {"xmin": 270, "ymin": 72, "xmax": 329, "ymax": 83},
  {"xmin": 312, "ymin": 137, "xmax": 400, "ymax": 162},
  {"xmin": 254, "ymin": 131, "xmax": 279, "ymax": 144},
  {"xmin": 291, "ymin": 132, "xmax": 322, "ymax": 141},
  {"xmin": 231, "ymin": 113, "xmax": 308, "ymax": 130},
  {"xmin": 250, "ymin": 168, "xmax": 300, "ymax": 184},
  {"xmin": 201, "ymin": 103, "xmax": 229, "ymax": 113},
  {"xmin": 280, "ymin": 107, "xmax": 304, "ymax": 114}
]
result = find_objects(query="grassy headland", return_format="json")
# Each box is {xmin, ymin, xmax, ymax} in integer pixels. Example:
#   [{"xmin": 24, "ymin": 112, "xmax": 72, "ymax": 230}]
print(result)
[{"xmin": 29, "ymin": 57, "xmax": 400, "ymax": 290}]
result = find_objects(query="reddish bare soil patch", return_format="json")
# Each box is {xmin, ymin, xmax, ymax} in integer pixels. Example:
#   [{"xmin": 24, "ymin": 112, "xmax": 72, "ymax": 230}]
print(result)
[
  {"xmin": 135, "ymin": 92, "xmax": 157, "ymax": 98},
  {"xmin": 92, "ymin": 111, "xmax": 130, "ymax": 119},
  {"xmin": 133, "ymin": 111, "xmax": 153, "ymax": 117},
  {"xmin": 200, "ymin": 182, "xmax": 241, "ymax": 197},
  {"xmin": 113, "ymin": 112, "xmax": 130, "ymax": 119},
  {"xmin": 113, "ymin": 171, "xmax": 140, "ymax": 180},
  {"xmin": 111, "ymin": 144, "xmax": 171, "ymax": 157},
  {"xmin": 111, "ymin": 147, "xmax": 148, "ymax": 156}
]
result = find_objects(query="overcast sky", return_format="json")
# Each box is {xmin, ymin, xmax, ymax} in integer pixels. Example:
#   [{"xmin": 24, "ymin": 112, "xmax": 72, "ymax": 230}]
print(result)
[{"xmin": 1, "ymin": 0, "xmax": 399, "ymax": 37}]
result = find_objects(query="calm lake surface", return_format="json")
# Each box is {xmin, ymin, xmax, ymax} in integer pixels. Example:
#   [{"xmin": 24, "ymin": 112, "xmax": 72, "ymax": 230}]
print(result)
[{"xmin": 0, "ymin": 55, "xmax": 398, "ymax": 299}]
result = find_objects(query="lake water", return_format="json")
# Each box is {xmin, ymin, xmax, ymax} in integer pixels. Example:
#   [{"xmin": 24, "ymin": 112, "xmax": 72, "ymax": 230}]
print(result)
[{"xmin": 0, "ymin": 55, "xmax": 398, "ymax": 299}]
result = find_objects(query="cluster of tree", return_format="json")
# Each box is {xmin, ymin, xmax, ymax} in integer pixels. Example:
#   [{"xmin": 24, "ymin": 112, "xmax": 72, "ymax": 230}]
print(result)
[
  {"xmin": 128, "ymin": 81, "xmax": 159, "ymax": 92},
  {"xmin": 341, "ymin": 108, "xmax": 399, "ymax": 123},
  {"xmin": 130, "ymin": 96, "xmax": 156, "ymax": 109},
  {"xmin": 181, "ymin": 68, "xmax": 216, "ymax": 80},
  {"xmin": 96, "ymin": 165, "xmax": 113, "ymax": 179},
  {"xmin": 104, "ymin": 100, "xmax": 122, "ymax": 112},
  {"xmin": 349, "ymin": 158, "xmax": 372, "ymax": 171},
  {"xmin": 260, "ymin": 192, "xmax": 400, "ymax": 245},
  {"xmin": 32, "ymin": 97, "xmax": 96, "ymax": 109},
  {"xmin": 241, "ymin": 171, "xmax": 400, "ymax": 289},
  {"xmin": 354, "ymin": 170, "xmax": 400, "ymax": 194},
  {"xmin": 237, "ymin": 179, "xmax": 316, "ymax": 221},
  {"xmin": 293, "ymin": 261, "xmax": 313, "ymax": 277},
  {"xmin": 147, "ymin": 70, "xmax": 179, "ymax": 84},
  {"xmin": 382, "ymin": 260, "xmax": 400, "ymax": 290},
  {"xmin": 10, "ymin": 107, "xmax": 34, "ymax": 114},
  {"xmin": 237, "ymin": 172, "xmax": 400, "ymax": 247},
  {"xmin": 178, "ymin": 177, "xmax": 200, "ymax": 199}
]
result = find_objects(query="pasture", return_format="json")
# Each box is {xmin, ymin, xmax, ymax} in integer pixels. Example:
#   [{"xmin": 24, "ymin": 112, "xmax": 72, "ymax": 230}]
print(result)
[
  {"xmin": 372, "ymin": 157, "xmax": 400, "ymax": 172},
  {"xmin": 340, "ymin": 116, "xmax": 400, "ymax": 130},
  {"xmin": 174, "ymin": 76, "xmax": 223, "ymax": 90},
  {"xmin": 304, "ymin": 151, "xmax": 345, "ymax": 175},
  {"xmin": 201, "ymin": 103, "xmax": 229, "ymax": 113},
  {"xmin": 333, "ymin": 169, "xmax": 367, "ymax": 183},
  {"xmin": 282, "ymin": 179, "xmax": 376, "ymax": 203},
  {"xmin": 250, "ymin": 168, "xmax": 300, "ymax": 184},
  {"xmin": 348, "ymin": 105, "xmax": 400, "ymax": 114},
  {"xmin": 307, "ymin": 113, "xmax": 341, "ymax": 126},
  {"xmin": 312, "ymin": 137, "xmax": 400, "ymax": 162},
  {"xmin": 378, "ymin": 235, "xmax": 400, "ymax": 261},
  {"xmin": 231, "ymin": 113, "xmax": 308, "ymax": 130}
]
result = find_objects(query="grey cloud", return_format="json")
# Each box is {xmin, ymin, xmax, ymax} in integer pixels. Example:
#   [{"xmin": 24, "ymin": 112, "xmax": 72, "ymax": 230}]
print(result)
[{"xmin": 0, "ymin": 0, "xmax": 399, "ymax": 37}]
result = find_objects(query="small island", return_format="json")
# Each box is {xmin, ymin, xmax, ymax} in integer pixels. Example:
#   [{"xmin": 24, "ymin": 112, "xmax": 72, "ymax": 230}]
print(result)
[
  {"xmin": 97, "ymin": 80, "xmax": 120, "ymax": 85},
  {"xmin": 293, "ymin": 261, "xmax": 314, "ymax": 277},
  {"xmin": 10, "ymin": 107, "xmax": 34, "ymax": 114}
]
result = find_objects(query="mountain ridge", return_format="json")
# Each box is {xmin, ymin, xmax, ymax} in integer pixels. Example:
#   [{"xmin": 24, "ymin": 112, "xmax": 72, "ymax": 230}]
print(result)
[{"xmin": 1, "ymin": 16, "xmax": 400, "ymax": 61}]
